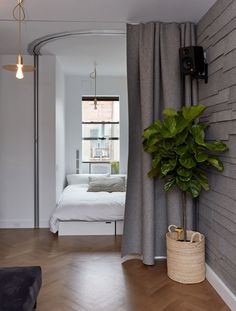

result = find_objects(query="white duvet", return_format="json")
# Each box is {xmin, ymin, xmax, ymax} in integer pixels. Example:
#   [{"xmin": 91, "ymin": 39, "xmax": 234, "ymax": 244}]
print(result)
[{"xmin": 50, "ymin": 184, "xmax": 126, "ymax": 233}]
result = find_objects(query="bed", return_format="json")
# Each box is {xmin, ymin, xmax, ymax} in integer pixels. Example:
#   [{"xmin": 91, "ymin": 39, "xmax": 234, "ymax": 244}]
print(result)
[{"xmin": 50, "ymin": 174, "xmax": 126, "ymax": 236}]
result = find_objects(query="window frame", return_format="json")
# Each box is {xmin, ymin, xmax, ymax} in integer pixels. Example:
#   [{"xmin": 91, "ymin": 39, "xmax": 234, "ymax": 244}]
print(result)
[{"xmin": 81, "ymin": 96, "xmax": 120, "ymax": 163}]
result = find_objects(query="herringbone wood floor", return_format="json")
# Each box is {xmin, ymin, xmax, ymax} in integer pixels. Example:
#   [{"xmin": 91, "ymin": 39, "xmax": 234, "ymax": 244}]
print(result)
[{"xmin": 0, "ymin": 229, "xmax": 230, "ymax": 311}]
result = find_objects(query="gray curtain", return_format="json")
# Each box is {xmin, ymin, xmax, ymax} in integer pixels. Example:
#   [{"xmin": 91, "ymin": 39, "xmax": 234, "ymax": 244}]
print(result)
[{"xmin": 122, "ymin": 22, "xmax": 198, "ymax": 265}]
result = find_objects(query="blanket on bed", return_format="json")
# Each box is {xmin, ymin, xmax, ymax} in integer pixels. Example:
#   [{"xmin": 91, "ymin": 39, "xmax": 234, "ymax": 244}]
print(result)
[{"xmin": 50, "ymin": 184, "xmax": 125, "ymax": 233}]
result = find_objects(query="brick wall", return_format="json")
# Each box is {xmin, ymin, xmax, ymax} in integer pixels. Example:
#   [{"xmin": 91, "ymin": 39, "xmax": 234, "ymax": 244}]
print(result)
[{"xmin": 197, "ymin": 0, "xmax": 236, "ymax": 294}]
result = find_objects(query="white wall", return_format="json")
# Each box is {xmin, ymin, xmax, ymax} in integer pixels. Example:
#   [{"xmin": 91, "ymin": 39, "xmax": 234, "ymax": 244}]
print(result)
[
  {"xmin": 65, "ymin": 75, "xmax": 128, "ymax": 175},
  {"xmin": 0, "ymin": 55, "xmax": 34, "ymax": 228},
  {"xmin": 55, "ymin": 60, "xmax": 66, "ymax": 202},
  {"xmin": 0, "ymin": 55, "xmax": 65, "ymax": 228}
]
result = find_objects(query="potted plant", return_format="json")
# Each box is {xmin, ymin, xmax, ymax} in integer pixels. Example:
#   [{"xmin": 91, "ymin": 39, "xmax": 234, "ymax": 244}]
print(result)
[
  {"xmin": 111, "ymin": 161, "xmax": 120, "ymax": 174},
  {"xmin": 143, "ymin": 105, "xmax": 228, "ymax": 283}
]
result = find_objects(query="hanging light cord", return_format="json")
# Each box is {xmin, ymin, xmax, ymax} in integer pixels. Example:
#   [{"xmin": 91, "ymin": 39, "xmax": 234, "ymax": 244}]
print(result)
[
  {"xmin": 90, "ymin": 65, "xmax": 98, "ymax": 109},
  {"xmin": 13, "ymin": 0, "xmax": 25, "ymax": 55},
  {"xmin": 94, "ymin": 67, "xmax": 97, "ymax": 98},
  {"xmin": 2, "ymin": 0, "xmax": 34, "ymax": 77}
]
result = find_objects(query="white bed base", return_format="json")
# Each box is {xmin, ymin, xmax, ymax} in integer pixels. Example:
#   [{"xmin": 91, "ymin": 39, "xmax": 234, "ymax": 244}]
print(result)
[{"xmin": 58, "ymin": 220, "xmax": 124, "ymax": 236}]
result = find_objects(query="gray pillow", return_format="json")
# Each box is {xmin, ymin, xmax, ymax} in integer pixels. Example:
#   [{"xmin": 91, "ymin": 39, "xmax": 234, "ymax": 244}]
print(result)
[{"xmin": 87, "ymin": 176, "xmax": 126, "ymax": 192}]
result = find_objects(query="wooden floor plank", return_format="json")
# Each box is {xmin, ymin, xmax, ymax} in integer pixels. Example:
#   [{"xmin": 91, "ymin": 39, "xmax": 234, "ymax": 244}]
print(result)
[{"xmin": 0, "ymin": 229, "xmax": 230, "ymax": 311}]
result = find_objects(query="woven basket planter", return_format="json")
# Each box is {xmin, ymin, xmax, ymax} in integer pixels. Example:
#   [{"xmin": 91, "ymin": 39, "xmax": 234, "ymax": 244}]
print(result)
[{"xmin": 166, "ymin": 225, "xmax": 205, "ymax": 284}]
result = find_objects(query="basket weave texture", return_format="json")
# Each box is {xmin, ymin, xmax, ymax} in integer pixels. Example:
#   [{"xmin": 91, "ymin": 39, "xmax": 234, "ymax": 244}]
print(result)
[{"xmin": 166, "ymin": 230, "xmax": 205, "ymax": 284}]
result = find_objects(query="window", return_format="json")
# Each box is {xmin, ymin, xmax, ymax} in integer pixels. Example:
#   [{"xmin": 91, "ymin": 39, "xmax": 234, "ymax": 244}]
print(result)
[{"xmin": 81, "ymin": 96, "xmax": 120, "ymax": 174}]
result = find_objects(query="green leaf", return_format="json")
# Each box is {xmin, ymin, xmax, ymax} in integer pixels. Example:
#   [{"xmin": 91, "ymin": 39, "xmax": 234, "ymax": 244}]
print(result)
[
  {"xmin": 194, "ymin": 152, "xmax": 208, "ymax": 162},
  {"xmin": 175, "ymin": 129, "xmax": 189, "ymax": 145},
  {"xmin": 143, "ymin": 121, "xmax": 162, "ymax": 140},
  {"xmin": 206, "ymin": 141, "xmax": 228, "ymax": 152},
  {"xmin": 162, "ymin": 139, "xmax": 175, "ymax": 150},
  {"xmin": 154, "ymin": 120, "xmax": 163, "ymax": 131},
  {"xmin": 148, "ymin": 167, "xmax": 160, "ymax": 178},
  {"xmin": 189, "ymin": 179, "xmax": 202, "ymax": 198},
  {"xmin": 159, "ymin": 147, "xmax": 175, "ymax": 158},
  {"xmin": 163, "ymin": 108, "xmax": 178, "ymax": 117},
  {"xmin": 198, "ymin": 122, "xmax": 209, "ymax": 130},
  {"xmin": 179, "ymin": 155, "xmax": 196, "ymax": 169},
  {"xmin": 176, "ymin": 178, "xmax": 189, "ymax": 191},
  {"xmin": 193, "ymin": 168, "xmax": 210, "ymax": 191},
  {"xmin": 152, "ymin": 154, "xmax": 161, "ymax": 168},
  {"xmin": 186, "ymin": 135, "xmax": 197, "ymax": 150},
  {"xmin": 208, "ymin": 156, "xmax": 224, "ymax": 171},
  {"xmin": 161, "ymin": 158, "xmax": 177, "ymax": 176},
  {"xmin": 170, "ymin": 158, "xmax": 177, "ymax": 167},
  {"xmin": 175, "ymin": 115, "xmax": 191, "ymax": 133},
  {"xmin": 177, "ymin": 167, "xmax": 192, "ymax": 178},
  {"xmin": 176, "ymin": 144, "xmax": 189, "ymax": 156},
  {"xmin": 182, "ymin": 105, "xmax": 206, "ymax": 121},
  {"xmin": 195, "ymin": 171, "xmax": 209, "ymax": 191},
  {"xmin": 164, "ymin": 178, "xmax": 176, "ymax": 192},
  {"xmin": 143, "ymin": 134, "xmax": 162, "ymax": 153},
  {"xmin": 143, "ymin": 142, "xmax": 158, "ymax": 153},
  {"xmin": 148, "ymin": 136, "xmax": 161, "ymax": 146},
  {"xmin": 191, "ymin": 124, "xmax": 206, "ymax": 146},
  {"xmin": 143, "ymin": 127, "xmax": 158, "ymax": 140},
  {"xmin": 161, "ymin": 117, "xmax": 177, "ymax": 138},
  {"xmin": 193, "ymin": 168, "xmax": 208, "ymax": 180},
  {"xmin": 179, "ymin": 175, "xmax": 192, "ymax": 182}
]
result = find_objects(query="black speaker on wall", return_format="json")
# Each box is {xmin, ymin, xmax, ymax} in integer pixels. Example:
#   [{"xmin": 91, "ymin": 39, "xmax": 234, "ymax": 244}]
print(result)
[{"xmin": 179, "ymin": 46, "xmax": 208, "ymax": 83}]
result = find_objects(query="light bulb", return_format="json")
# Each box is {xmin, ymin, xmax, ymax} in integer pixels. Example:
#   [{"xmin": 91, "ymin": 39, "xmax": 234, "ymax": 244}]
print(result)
[
  {"xmin": 16, "ymin": 54, "xmax": 24, "ymax": 79},
  {"xmin": 94, "ymin": 97, "xmax": 97, "ymax": 110},
  {"xmin": 16, "ymin": 64, "xmax": 24, "ymax": 79}
]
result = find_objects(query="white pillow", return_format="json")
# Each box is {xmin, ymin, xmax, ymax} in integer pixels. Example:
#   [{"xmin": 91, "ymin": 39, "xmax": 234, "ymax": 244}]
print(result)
[
  {"xmin": 87, "ymin": 176, "xmax": 126, "ymax": 192},
  {"xmin": 110, "ymin": 174, "xmax": 127, "ymax": 181},
  {"xmin": 67, "ymin": 174, "xmax": 109, "ymax": 185},
  {"xmin": 111, "ymin": 174, "xmax": 127, "ymax": 188}
]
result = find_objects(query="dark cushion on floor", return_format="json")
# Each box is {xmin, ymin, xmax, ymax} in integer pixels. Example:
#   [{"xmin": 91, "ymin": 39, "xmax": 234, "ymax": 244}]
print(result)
[{"xmin": 0, "ymin": 266, "xmax": 42, "ymax": 311}]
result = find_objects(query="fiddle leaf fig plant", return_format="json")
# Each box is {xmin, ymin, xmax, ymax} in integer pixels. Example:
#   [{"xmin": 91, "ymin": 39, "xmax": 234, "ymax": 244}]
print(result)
[{"xmin": 143, "ymin": 105, "xmax": 228, "ymax": 240}]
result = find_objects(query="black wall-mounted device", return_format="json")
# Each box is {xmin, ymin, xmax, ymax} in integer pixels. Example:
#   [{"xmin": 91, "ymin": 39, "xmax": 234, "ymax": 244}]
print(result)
[{"xmin": 179, "ymin": 46, "xmax": 208, "ymax": 83}]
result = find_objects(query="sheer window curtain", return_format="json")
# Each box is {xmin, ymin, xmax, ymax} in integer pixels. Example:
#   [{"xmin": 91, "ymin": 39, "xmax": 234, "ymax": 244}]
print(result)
[{"xmin": 122, "ymin": 22, "xmax": 197, "ymax": 265}]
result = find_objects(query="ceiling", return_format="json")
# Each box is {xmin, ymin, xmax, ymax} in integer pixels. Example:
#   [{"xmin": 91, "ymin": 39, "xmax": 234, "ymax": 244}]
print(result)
[
  {"xmin": 0, "ymin": 0, "xmax": 216, "ymax": 75},
  {"xmin": 41, "ymin": 35, "xmax": 127, "ymax": 76},
  {"xmin": 0, "ymin": 0, "xmax": 216, "ymax": 23}
]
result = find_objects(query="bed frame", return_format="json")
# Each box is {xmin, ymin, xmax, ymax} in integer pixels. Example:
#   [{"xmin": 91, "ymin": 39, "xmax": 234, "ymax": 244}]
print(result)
[{"xmin": 58, "ymin": 220, "xmax": 124, "ymax": 236}]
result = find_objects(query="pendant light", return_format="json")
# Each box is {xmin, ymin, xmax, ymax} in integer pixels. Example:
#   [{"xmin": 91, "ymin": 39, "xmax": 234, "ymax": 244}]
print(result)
[
  {"xmin": 90, "ymin": 63, "xmax": 98, "ymax": 110},
  {"xmin": 2, "ymin": 0, "xmax": 34, "ymax": 79}
]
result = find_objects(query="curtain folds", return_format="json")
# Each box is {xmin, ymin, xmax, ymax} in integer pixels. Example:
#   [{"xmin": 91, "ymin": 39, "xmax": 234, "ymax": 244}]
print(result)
[{"xmin": 122, "ymin": 22, "xmax": 197, "ymax": 265}]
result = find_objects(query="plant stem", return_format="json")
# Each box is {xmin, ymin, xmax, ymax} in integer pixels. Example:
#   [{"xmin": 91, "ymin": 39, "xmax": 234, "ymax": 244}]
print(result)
[{"xmin": 182, "ymin": 191, "xmax": 187, "ymax": 241}]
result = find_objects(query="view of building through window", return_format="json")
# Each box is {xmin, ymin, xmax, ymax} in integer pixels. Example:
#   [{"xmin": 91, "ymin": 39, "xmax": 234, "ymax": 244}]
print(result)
[{"xmin": 81, "ymin": 97, "xmax": 120, "ymax": 174}]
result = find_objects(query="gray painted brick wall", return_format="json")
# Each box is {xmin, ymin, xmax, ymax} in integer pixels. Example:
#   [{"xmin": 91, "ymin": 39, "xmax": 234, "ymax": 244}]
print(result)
[{"xmin": 197, "ymin": 0, "xmax": 236, "ymax": 295}]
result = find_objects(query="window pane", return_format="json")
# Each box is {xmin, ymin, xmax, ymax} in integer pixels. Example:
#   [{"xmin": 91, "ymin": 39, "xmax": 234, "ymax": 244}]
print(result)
[
  {"xmin": 82, "ymin": 139, "xmax": 119, "ymax": 162},
  {"xmin": 82, "ymin": 100, "xmax": 119, "ymax": 122},
  {"xmin": 81, "ymin": 97, "xmax": 120, "ymax": 172},
  {"xmin": 82, "ymin": 124, "xmax": 119, "ymax": 138}
]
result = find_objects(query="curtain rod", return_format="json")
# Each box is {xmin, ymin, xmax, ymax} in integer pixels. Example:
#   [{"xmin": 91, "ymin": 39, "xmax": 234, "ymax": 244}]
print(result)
[
  {"xmin": 0, "ymin": 19, "xmax": 139, "ymax": 24},
  {"xmin": 28, "ymin": 29, "xmax": 127, "ymax": 55}
]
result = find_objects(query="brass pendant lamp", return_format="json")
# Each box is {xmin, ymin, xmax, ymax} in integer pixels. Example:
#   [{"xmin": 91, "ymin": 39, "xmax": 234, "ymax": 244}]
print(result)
[{"xmin": 2, "ymin": 0, "xmax": 34, "ymax": 79}]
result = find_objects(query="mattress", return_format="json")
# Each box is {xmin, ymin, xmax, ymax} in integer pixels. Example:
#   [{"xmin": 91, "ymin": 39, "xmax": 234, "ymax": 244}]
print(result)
[{"xmin": 50, "ymin": 184, "xmax": 126, "ymax": 233}]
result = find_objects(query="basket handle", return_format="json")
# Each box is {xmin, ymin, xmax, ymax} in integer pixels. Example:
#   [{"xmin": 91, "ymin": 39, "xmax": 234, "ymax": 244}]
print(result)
[
  {"xmin": 168, "ymin": 224, "xmax": 177, "ymax": 233},
  {"xmin": 190, "ymin": 232, "xmax": 202, "ymax": 243}
]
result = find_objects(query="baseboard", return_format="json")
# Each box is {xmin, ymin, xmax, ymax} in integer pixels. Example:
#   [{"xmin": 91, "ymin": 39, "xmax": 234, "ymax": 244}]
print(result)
[
  {"xmin": 153, "ymin": 258, "xmax": 235, "ymax": 310},
  {"xmin": 39, "ymin": 220, "xmax": 49, "ymax": 228},
  {"xmin": 0, "ymin": 220, "xmax": 34, "ymax": 228},
  {"xmin": 206, "ymin": 264, "xmax": 236, "ymax": 311},
  {"xmin": 0, "ymin": 219, "xmax": 50, "ymax": 229}
]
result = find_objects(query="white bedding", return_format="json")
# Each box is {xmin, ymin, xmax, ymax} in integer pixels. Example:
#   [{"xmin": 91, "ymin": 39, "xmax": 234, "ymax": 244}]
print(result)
[{"xmin": 50, "ymin": 184, "xmax": 126, "ymax": 233}]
